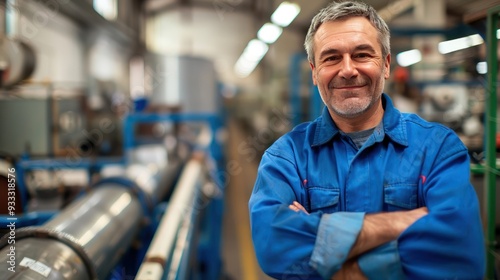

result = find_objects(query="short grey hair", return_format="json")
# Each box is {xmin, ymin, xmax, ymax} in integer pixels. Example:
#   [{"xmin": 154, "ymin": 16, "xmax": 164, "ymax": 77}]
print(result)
[{"xmin": 304, "ymin": 0, "xmax": 391, "ymax": 65}]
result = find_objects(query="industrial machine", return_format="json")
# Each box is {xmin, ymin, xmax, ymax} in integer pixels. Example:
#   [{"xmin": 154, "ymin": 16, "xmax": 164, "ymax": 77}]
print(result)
[
  {"xmin": 0, "ymin": 112, "xmax": 225, "ymax": 280},
  {"xmin": 0, "ymin": 54, "xmax": 226, "ymax": 280}
]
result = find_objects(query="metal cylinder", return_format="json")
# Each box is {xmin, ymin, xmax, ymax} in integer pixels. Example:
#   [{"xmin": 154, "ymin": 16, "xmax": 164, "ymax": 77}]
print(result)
[
  {"xmin": 0, "ymin": 149, "xmax": 183, "ymax": 279},
  {"xmin": 0, "ymin": 38, "xmax": 36, "ymax": 88},
  {"xmin": 0, "ymin": 185, "xmax": 142, "ymax": 279},
  {"xmin": 44, "ymin": 186, "xmax": 143, "ymax": 278},
  {"xmin": 145, "ymin": 55, "xmax": 218, "ymax": 113},
  {"xmin": 0, "ymin": 237, "xmax": 91, "ymax": 280},
  {"xmin": 124, "ymin": 144, "xmax": 178, "ymax": 206}
]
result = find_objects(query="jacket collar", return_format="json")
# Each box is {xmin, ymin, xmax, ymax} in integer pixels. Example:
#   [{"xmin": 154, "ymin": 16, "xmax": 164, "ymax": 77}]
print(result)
[{"xmin": 312, "ymin": 93, "xmax": 408, "ymax": 147}]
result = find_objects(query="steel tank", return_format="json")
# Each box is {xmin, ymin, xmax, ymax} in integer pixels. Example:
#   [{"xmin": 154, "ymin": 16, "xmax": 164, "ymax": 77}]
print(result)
[{"xmin": 145, "ymin": 55, "xmax": 218, "ymax": 113}]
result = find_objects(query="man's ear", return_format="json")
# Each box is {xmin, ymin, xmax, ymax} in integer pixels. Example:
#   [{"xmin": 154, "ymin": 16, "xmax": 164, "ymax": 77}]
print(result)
[
  {"xmin": 384, "ymin": 53, "xmax": 391, "ymax": 79},
  {"xmin": 310, "ymin": 62, "xmax": 318, "ymax": 85}
]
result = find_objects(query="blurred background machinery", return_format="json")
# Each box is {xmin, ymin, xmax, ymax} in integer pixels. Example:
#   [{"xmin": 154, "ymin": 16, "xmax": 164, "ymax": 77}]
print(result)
[
  {"xmin": 1, "ymin": 0, "xmax": 500, "ymax": 279},
  {"xmin": 0, "ymin": 0, "xmax": 227, "ymax": 276}
]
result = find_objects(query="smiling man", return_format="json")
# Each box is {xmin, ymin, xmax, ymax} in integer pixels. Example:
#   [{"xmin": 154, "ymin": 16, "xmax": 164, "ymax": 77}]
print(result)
[
  {"xmin": 311, "ymin": 18, "xmax": 388, "ymax": 130},
  {"xmin": 248, "ymin": 1, "xmax": 485, "ymax": 279}
]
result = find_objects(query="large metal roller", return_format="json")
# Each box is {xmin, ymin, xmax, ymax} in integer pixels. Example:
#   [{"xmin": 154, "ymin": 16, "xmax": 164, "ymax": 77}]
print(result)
[
  {"xmin": 0, "ymin": 186, "xmax": 141, "ymax": 279},
  {"xmin": 0, "ymin": 145, "xmax": 184, "ymax": 280}
]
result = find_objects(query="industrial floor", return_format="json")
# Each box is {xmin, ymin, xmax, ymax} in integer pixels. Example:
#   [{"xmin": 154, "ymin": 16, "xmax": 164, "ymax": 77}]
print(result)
[{"xmin": 221, "ymin": 120, "xmax": 273, "ymax": 280}]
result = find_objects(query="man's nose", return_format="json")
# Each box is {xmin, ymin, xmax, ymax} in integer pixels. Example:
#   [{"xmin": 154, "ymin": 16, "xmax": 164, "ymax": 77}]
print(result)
[{"xmin": 339, "ymin": 56, "xmax": 358, "ymax": 79}]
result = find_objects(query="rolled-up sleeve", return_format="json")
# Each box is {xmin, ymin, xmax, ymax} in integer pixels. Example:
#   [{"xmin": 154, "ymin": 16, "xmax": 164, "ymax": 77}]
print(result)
[{"xmin": 310, "ymin": 212, "xmax": 364, "ymax": 279}]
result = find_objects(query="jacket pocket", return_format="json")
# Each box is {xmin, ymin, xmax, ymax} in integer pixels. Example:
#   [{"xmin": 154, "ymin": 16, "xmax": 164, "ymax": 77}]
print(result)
[
  {"xmin": 384, "ymin": 184, "xmax": 418, "ymax": 211},
  {"xmin": 308, "ymin": 187, "xmax": 340, "ymax": 214}
]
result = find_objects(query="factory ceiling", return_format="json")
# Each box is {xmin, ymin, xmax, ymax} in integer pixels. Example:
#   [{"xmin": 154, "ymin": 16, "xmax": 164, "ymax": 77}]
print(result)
[
  {"xmin": 144, "ymin": 0, "xmax": 500, "ymax": 27},
  {"xmin": 140, "ymin": 0, "xmax": 500, "ymax": 86}
]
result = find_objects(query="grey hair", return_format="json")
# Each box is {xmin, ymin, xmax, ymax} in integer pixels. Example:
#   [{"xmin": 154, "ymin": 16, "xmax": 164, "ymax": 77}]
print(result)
[{"xmin": 304, "ymin": 1, "xmax": 391, "ymax": 65}]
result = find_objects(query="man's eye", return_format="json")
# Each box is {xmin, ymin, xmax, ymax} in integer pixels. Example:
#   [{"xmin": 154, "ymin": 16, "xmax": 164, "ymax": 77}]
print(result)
[
  {"xmin": 325, "ymin": 56, "xmax": 339, "ymax": 62},
  {"xmin": 354, "ymin": 53, "xmax": 370, "ymax": 58}
]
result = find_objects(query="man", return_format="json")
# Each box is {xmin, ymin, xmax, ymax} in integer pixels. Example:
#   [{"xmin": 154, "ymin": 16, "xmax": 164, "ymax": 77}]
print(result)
[{"xmin": 248, "ymin": 1, "xmax": 485, "ymax": 279}]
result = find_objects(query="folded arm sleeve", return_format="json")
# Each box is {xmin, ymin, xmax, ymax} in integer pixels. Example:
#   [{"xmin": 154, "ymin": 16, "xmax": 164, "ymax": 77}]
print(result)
[
  {"xmin": 398, "ymin": 135, "xmax": 485, "ymax": 279},
  {"xmin": 249, "ymin": 151, "xmax": 363, "ymax": 279},
  {"xmin": 310, "ymin": 212, "xmax": 364, "ymax": 279}
]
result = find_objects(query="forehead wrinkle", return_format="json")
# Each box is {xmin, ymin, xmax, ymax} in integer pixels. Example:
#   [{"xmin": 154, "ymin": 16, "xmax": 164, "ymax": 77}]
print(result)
[{"xmin": 313, "ymin": 18, "xmax": 382, "ymax": 60}]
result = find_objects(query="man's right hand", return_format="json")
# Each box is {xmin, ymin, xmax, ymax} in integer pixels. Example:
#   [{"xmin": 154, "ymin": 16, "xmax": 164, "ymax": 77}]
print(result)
[{"xmin": 289, "ymin": 201, "xmax": 309, "ymax": 214}]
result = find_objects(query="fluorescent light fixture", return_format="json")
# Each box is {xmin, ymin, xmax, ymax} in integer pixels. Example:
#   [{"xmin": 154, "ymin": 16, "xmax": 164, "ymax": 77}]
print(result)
[
  {"xmin": 93, "ymin": 0, "xmax": 117, "ymax": 20},
  {"xmin": 243, "ymin": 39, "xmax": 269, "ymax": 61},
  {"xmin": 396, "ymin": 49, "xmax": 422, "ymax": 67},
  {"xmin": 271, "ymin": 2, "xmax": 300, "ymax": 27},
  {"xmin": 235, "ymin": 58, "xmax": 260, "ymax": 78},
  {"xmin": 477, "ymin": 61, "xmax": 487, "ymax": 74},
  {"xmin": 438, "ymin": 34, "xmax": 484, "ymax": 54},
  {"xmin": 258, "ymin": 23, "xmax": 283, "ymax": 44},
  {"xmin": 234, "ymin": 39, "xmax": 269, "ymax": 78}
]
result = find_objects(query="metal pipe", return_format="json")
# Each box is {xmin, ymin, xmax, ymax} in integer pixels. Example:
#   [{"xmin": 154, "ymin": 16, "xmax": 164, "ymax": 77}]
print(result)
[
  {"xmin": 0, "ymin": 146, "xmax": 183, "ymax": 279},
  {"xmin": 45, "ymin": 186, "xmax": 143, "ymax": 278},
  {"xmin": 135, "ymin": 154, "xmax": 205, "ymax": 280},
  {"xmin": 1, "ymin": 237, "xmax": 91, "ymax": 279},
  {"xmin": 165, "ymin": 193, "xmax": 199, "ymax": 280},
  {"xmin": 0, "ymin": 186, "xmax": 142, "ymax": 279}
]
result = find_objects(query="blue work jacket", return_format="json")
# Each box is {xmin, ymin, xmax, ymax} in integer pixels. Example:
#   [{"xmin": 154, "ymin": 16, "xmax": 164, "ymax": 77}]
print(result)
[{"xmin": 248, "ymin": 94, "xmax": 485, "ymax": 280}]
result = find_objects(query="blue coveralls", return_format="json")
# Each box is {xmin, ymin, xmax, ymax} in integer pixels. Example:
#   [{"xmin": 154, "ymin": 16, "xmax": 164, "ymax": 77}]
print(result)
[{"xmin": 249, "ymin": 94, "xmax": 485, "ymax": 279}]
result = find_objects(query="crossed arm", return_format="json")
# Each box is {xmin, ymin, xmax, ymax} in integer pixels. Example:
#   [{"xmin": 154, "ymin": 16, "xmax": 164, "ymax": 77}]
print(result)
[{"xmin": 289, "ymin": 201, "xmax": 428, "ymax": 279}]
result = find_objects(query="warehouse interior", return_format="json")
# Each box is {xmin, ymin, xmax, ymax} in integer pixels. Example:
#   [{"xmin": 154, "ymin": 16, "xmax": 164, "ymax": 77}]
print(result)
[{"xmin": 0, "ymin": 0, "xmax": 500, "ymax": 279}]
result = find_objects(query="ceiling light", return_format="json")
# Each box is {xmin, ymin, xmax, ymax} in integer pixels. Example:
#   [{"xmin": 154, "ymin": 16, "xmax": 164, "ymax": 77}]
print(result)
[
  {"xmin": 396, "ymin": 49, "xmax": 421, "ymax": 67},
  {"xmin": 271, "ymin": 2, "xmax": 300, "ymax": 27},
  {"xmin": 242, "ymin": 39, "xmax": 269, "ymax": 61},
  {"xmin": 93, "ymin": 0, "xmax": 117, "ymax": 20},
  {"xmin": 438, "ymin": 34, "xmax": 484, "ymax": 54},
  {"xmin": 235, "ymin": 58, "xmax": 260, "ymax": 78},
  {"xmin": 234, "ymin": 39, "xmax": 269, "ymax": 78},
  {"xmin": 257, "ymin": 23, "xmax": 283, "ymax": 44}
]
